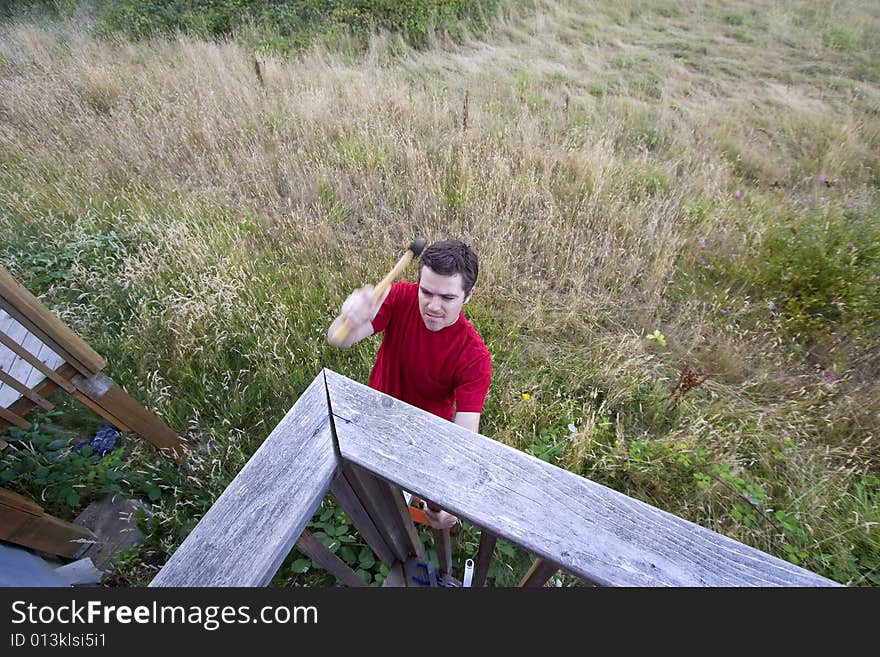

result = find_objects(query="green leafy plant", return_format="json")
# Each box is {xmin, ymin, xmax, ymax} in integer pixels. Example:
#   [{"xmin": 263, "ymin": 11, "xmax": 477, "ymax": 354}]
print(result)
[
  {"xmin": 646, "ymin": 329, "xmax": 667, "ymax": 347},
  {"xmin": 0, "ymin": 412, "xmax": 126, "ymax": 518},
  {"xmin": 526, "ymin": 427, "xmax": 567, "ymax": 462}
]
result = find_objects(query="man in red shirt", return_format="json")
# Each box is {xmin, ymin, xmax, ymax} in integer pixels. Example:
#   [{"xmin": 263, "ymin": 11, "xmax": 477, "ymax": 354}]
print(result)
[{"xmin": 327, "ymin": 240, "xmax": 491, "ymax": 530}]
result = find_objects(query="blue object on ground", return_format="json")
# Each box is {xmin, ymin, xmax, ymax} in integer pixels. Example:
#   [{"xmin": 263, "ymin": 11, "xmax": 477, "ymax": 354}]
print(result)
[{"xmin": 74, "ymin": 424, "xmax": 119, "ymax": 457}]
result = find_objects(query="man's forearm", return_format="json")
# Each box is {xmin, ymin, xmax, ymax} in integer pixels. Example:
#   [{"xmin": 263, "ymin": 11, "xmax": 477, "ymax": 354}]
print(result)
[{"xmin": 454, "ymin": 412, "xmax": 480, "ymax": 434}]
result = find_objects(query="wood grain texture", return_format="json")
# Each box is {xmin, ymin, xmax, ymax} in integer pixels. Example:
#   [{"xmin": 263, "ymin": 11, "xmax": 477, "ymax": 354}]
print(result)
[
  {"xmin": 0, "ymin": 321, "xmax": 72, "ymax": 393},
  {"xmin": 294, "ymin": 529, "xmax": 367, "ymax": 588},
  {"xmin": 340, "ymin": 462, "xmax": 425, "ymax": 563},
  {"xmin": 330, "ymin": 470, "xmax": 397, "ymax": 568},
  {"xmin": 150, "ymin": 374, "xmax": 338, "ymax": 587},
  {"xmin": 0, "ymin": 267, "xmax": 105, "ymax": 375},
  {"xmin": 0, "ymin": 367, "xmax": 53, "ymax": 410},
  {"xmin": 0, "ymin": 405, "xmax": 30, "ymax": 430},
  {"xmin": 431, "ymin": 526, "xmax": 452, "ymax": 575},
  {"xmin": 519, "ymin": 558, "xmax": 558, "ymax": 587},
  {"xmin": 472, "ymin": 528, "xmax": 497, "ymax": 588},
  {"xmin": 0, "ymin": 498, "xmax": 96, "ymax": 559},
  {"xmin": 72, "ymin": 373, "xmax": 184, "ymax": 457},
  {"xmin": 324, "ymin": 369, "xmax": 839, "ymax": 587}
]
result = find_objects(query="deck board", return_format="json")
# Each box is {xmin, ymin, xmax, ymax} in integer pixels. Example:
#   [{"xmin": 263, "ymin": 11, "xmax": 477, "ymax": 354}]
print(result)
[
  {"xmin": 0, "ymin": 310, "xmax": 65, "ymax": 410},
  {"xmin": 325, "ymin": 369, "xmax": 840, "ymax": 587}
]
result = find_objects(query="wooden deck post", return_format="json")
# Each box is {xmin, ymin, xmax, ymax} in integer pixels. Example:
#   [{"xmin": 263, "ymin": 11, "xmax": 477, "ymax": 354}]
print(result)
[
  {"xmin": 519, "ymin": 558, "xmax": 558, "ymax": 587},
  {"xmin": 473, "ymin": 528, "xmax": 497, "ymax": 588}
]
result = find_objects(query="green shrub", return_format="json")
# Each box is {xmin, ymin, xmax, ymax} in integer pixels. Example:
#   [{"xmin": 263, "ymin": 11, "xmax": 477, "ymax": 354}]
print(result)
[
  {"xmin": 745, "ymin": 206, "xmax": 880, "ymax": 342},
  {"xmin": 699, "ymin": 204, "xmax": 880, "ymax": 345},
  {"xmin": 99, "ymin": 0, "xmax": 505, "ymax": 53}
]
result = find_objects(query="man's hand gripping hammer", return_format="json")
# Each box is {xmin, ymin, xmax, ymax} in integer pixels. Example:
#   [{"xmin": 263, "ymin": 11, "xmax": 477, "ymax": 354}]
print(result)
[{"xmin": 328, "ymin": 237, "xmax": 426, "ymax": 347}]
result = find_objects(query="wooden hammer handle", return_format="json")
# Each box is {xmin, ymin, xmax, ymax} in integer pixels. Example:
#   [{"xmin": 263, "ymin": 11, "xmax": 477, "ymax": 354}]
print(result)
[{"xmin": 329, "ymin": 250, "xmax": 416, "ymax": 347}]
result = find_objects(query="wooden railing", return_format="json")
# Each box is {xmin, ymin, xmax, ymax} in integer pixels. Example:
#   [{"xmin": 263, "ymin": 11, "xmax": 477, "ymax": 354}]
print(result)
[
  {"xmin": 0, "ymin": 265, "xmax": 185, "ymax": 458},
  {"xmin": 150, "ymin": 369, "xmax": 840, "ymax": 587}
]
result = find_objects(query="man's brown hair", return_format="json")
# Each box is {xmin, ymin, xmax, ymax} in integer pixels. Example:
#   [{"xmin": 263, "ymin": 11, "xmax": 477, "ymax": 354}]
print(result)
[{"xmin": 418, "ymin": 240, "xmax": 479, "ymax": 295}]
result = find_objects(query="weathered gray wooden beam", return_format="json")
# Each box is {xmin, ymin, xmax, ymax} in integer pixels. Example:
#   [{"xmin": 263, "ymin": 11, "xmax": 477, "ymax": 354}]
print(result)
[
  {"xmin": 381, "ymin": 561, "xmax": 406, "ymax": 587},
  {"xmin": 431, "ymin": 525, "xmax": 452, "ymax": 576},
  {"xmin": 324, "ymin": 369, "xmax": 840, "ymax": 587},
  {"xmin": 330, "ymin": 469, "xmax": 397, "ymax": 568},
  {"xmin": 294, "ymin": 529, "xmax": 367, "ymax": 588},
  {"xmin": 519, "ymin": 558, "xmax": 558, "ymax": 587},
  {"xmin": 341, "ymin": 461, "xmax": 425, "ymax": 563},
  {"xmin": 472, "ymin": 528, "xmax": 497, "ymax": 588},
  {"xmin": 150, "ymin": 374, "xmax": 338, "ymax": 587}
]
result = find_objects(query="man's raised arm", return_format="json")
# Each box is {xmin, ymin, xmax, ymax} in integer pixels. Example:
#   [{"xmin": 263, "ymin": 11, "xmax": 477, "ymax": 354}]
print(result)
[{"xmin": 327, "ymin": 285, "xmax": 389, "ymax": 348}]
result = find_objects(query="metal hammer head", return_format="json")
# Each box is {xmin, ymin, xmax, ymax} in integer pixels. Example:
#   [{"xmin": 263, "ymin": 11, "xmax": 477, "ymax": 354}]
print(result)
[{"xmin": 409, "ymin": 237, "xmax": 427, "ymax": 257}]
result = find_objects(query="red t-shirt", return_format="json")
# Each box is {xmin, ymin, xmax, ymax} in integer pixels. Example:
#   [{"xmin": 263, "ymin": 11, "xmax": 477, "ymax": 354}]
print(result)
[{"xmin": 368, "ymin": 282, "xmax": 491, "ymax": 420}]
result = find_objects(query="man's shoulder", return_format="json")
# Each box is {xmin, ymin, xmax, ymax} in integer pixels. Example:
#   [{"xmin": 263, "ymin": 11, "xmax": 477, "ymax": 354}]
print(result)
[
  {"xmin": 389, "ymin": 281, "xmax": 418, "ymax": 305},
  {"xmin": 457, "ymin": 315, "xmax": 490, "ymax": 360}
]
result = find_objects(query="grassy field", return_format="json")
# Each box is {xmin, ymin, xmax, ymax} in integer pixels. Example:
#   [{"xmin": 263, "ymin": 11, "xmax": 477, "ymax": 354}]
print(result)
[{"xmin": 1, "ymin": 0, "xmax": 878, "ymax": 586}]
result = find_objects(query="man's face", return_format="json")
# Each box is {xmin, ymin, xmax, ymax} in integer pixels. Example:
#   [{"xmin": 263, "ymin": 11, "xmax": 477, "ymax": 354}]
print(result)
[{"xmin": 418, "ymin": 265, "xmax": 472, "ymax": 332}]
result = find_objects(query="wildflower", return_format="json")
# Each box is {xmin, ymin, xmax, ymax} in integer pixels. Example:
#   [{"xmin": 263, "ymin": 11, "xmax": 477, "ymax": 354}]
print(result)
[
  {"xmin": 846, "ymin": 242, "xmax": 855, "ymax": 249},
  {"xmin": 567, "ymin": 423, "xmax": 577, "ymax": 433},
  {"xmin": 734, "ymin": 189, "xmax": 741, "ymax": 201},
  {"xmin": 699, "ymin": 240, "xmax": 707, "ymax": 251},
  {"xmin": 721, "ymin": 308, "xmax": 731, "ymax": 316},
  {"xmin": 521, "ymin": 392, "xmax": 531, "ymax": 401},
  {"xmin": 818, "ymin": 174, "xmax": 826, "ymax": 185},
  {"xmin": 768, "ymin": 301, "xmax": 779, "ymax": 312},
  {"xmin": 823, "ymin": 370, "xmax": 837, "ymax": 383}
]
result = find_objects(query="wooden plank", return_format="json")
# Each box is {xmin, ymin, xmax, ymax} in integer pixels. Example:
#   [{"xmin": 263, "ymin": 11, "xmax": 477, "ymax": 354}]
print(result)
[
  {"xmin": 519, "ymin": 558, "xmax": 558, "ymax": 587},
  {"xmin": 0, "ymin": 405, "xmax": 30, "ymax": 430},
  {"xmin": 2, "ymin": 365, "xmax": 73, "ymax": 432},
  {"xmin": 431, "ymin": 526, "xmax": 452, "ymax": 575},
  {"xmin": 0, "ymin": 486, "xmax": 44, "ymax": 515},
  {"xmin": 381, "ymin": 561, "xmax": 405, "ymax": 587},
  {"xmin": 342, "ymin": 461, "xmax": 425, "ymax": 563},
  {"xmin": 324, "ymin": 369, "xmax": 840, "ymax": 587},
  {"xmin": 330, "ymin": 469, "xmax": 397, "ymax": 568},
  {"xmin": 72, "ymin": 372, "xmax": 183, "ymax": 457},
  {"xmin": 0, "ymin": 311, "xmax": 31, "ymax": 407},
  {"xmin": 473, "ymin": 528, "xmax": 497, "ymax": 588},
  {"xmin": 22, "ymin": 332, "xmax": 69, "ymax": 392},
  {"xmin": 425, "ymin": 500, "xmax": 452, "ymax": 575},
  {"xmin": 69, "ymin": 389, "xmax": 133, "ymax": 433},
  {"xmin": 0, "ymin": 367, "xmax": 54, "ymax": 410},
  {"xmin": 150, "ymin": 373, "xmax": 339, "ymax": 587},
  {"xmin": 0, "ymin": 266, "xmax": 106, "ymax": 375},
  {"xmin": 294, "ymin": 529, "xmax": 368, "ymax": 588},
  {"xmin": 0, "ymin": 326, "xmax": 73, "ymax": 393},
  {"xmin": 0, "ymin": 503, "xmax": 96, "ymax": 559}
]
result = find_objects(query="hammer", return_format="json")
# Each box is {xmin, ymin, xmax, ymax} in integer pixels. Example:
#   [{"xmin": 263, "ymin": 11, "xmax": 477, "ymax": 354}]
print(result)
[{"xmin": 329, "ymin": 237, "xmax": 426, "ymax": 347}]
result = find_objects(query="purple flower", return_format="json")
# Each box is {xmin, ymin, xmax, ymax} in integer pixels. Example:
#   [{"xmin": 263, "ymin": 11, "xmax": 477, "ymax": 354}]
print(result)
[
  {"xmin": 824, "ymin": 370, "xmax": 837, "ymax": 383},
  {"xmin": 818, "ymin": 174, "xmax": 826, "ymax": 185},
  {"xmin": 846, "ymin": 242, "xmax": 855, "ymax": 249},
  {"xmin": 734, "ymin": 190, "xmax": 741, "ymax": 201},
  {"xmin": 699, "ymin": 240, "xmax": 707, "ymax": 251},
  {"xmin": 768, "ymin": 301, "xmax": 779, "ymax": 312},
  {"xmin": 721, "ymin": 308, "xmax": 731, "ymax": 316}
]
